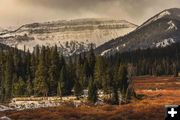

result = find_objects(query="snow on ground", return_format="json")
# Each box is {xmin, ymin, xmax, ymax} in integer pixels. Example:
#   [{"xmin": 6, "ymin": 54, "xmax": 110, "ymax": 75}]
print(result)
[
  {"xmin": 0, "ymin": 105, "xmax": 13, "ymax": 112},
  {"xmin": 101, "ymin": 49, "xmax": 112, "ymax": 56},
  {"xmin": 0, "ymin": 90, "xmax": 124, "ymax": 111},
  {"xmin": 158, "ymin": 11, "xmax": 171, "ymax": 18},
  {"xmin": 167, "ymin": 20, "xmax": 177, "ymax": 31},
  {"xmin": 9, "ymin": 96, "xmax": 79, "ymax": 110},
  {"xmin": 0, "ymin": 116, "xmax": 11, "ymax": 120},
  {"xmin": 156, "ymin": 38, "xmax": 175, "ymax": 47},
  {"xmin": 1, "ymin": 28, "xmax": 135, "ymax": 51}
]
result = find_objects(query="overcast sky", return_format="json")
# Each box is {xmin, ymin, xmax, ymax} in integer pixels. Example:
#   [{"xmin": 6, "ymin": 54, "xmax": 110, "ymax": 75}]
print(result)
[{"xmin": 0, "ymin": 0, "xmax": 180, "ymax": 27}]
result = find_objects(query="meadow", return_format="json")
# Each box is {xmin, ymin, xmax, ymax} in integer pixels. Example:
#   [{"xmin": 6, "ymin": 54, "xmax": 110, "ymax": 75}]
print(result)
[{"xmin": 1, "ymin": 76, "xmax": 180, "ymax": 120}]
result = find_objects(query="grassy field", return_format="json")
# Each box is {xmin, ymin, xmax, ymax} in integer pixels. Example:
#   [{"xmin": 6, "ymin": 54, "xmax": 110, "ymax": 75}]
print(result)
[{"xmin": 1, "ymin": 76, "xmax": 180, "ymax": 120}]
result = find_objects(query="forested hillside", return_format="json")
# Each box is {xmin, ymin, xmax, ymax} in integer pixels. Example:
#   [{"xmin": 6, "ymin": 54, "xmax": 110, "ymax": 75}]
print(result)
[{"xmin": 110, "ymin": 43, "xmax": 180, "ymax": 76}]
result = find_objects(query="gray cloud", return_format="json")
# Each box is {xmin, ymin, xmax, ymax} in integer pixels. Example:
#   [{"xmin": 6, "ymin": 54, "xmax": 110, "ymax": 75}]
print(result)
[
  {"xmin": 17, "ymin": 0, "xmax": 180, "ymax": 22},
  {"xmin": 1, "ymin": 0, "xmax": 180, "ymax": 27},
  {"xmin": 18, "ymin": 0, "xmax": 154, "ymax": 15}
]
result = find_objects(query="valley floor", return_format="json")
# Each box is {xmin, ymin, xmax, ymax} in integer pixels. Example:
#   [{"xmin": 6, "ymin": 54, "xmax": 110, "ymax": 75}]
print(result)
[{"xmin": 0, "ymin": 76, "xmax": 180, "ymax": 120}]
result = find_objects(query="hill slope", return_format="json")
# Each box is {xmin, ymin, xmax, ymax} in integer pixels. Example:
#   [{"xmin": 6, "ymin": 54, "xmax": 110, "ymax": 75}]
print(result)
[{"xmin": 96, "ymin": 8, "xmax": 180, "ymax": 56}]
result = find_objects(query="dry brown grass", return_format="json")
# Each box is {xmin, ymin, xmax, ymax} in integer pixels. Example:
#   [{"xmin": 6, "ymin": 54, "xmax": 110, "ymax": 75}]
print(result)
[{"xmin": 1, "ymin": 76, "xmax": 180, "ymax": 120}]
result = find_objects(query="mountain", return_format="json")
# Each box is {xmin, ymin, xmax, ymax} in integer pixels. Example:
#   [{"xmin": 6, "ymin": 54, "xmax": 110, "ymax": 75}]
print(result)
[
  {"xmin": 0, "ymin": 27, "xmax": 7, "ymax": 34},
  {"xmin": 0, "ymin": 18, "xmax": 137, "ymax": 56},
  {"xmin": 96, "ymin": 8, "xmax": 180, "ymax": 56}
]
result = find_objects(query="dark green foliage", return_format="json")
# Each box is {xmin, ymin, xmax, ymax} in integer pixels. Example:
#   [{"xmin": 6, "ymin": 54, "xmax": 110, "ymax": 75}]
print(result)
[
  {"xmin": 74, "ymin": 79, "xmax": 83, "ymax": 99},
  {"xmin": 48, "ymin": 46, "xmax": 60, "ymax": 96},
  {"xmin": 13, "ymin": 77, "xmax": 26, "ymax": 97},
  {"xmin": 117, "ymin": 65, "xmax": 129, "ymax": 95},
  {"xmin": 88, "ymin": 45, "xmax": 96, "ymax": 77},
  {"xmin": 57, "ymin": 66, "xmax": 67, "ymax": 96},
  {"xmin": 111, "ymin": 86, "xmax": 119, "ymax": 105},
  {"xmin": 4, "ymin": 41, "xmax": 180, "ymax": 103},
  {"xmin": 88, "ymin": 77, "xmax": 98, "ymax": 103},
  {"xmin": 33, "ymin": 47, "xmax": 49, "ymax": 96},
  {"xmin": 4, "ymin": 52, "xmax": 14, "ymax": 100},
  {"xmin": 111, "ymin": 43, "xmax": 180, "ymax": 76},
  {"xmin": 27, "ymin": 78, "xmax": 33, "ymax": 96}
]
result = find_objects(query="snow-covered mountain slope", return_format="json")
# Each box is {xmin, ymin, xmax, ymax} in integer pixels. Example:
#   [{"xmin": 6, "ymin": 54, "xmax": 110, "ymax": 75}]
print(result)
[
  {"xmin": 0, "ymin": 18, "xmax": 137, "ymax": 56},
  {"xmin": 0, "ymin": 27, "xmax": 7, "ymax": 34},
  {"xmin": 96, "ymin": 8, "xmax": 180, "ymax": 56}
]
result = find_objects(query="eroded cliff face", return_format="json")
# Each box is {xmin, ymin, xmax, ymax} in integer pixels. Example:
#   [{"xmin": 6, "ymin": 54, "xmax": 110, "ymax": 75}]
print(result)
[{"xmin": 0, "ymin": 18, "xmax": 137, "ymax": 55}]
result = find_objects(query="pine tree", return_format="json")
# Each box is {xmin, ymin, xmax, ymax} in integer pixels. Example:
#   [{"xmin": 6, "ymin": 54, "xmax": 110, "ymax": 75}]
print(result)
[
  {"xmin": 25, "ymin": 50, "xmax": 31, "ymax": 79},
  {"xmin": 88, "ymin": 77, "xmax": 98, "ymax": 103},
  {"xmin": 33, "ymin": 47, "xmax": 49, "ymax": 96},
  {"xmin": 117, "ymin": 65, "xmax": 129, "ymax": 96},
  {"xmin": 27, "ymin": 76, "xmax": 33, "ymax": 96},
  {"xmin": 30, "ymin": 52, "xmax": 36, "ymax": 81},
  {"xmin": 111, "ymin": 85, "xmax": 119, "ymax": 105},
  {"xmin": 67, "ymin": 57, "xmax": 75, "ymax": 92},
  {"xmin": 76, "ymin": 60, "xmax": 85, "ymax": 88},
  {"xmin": 48, "ymin": 45, "xmax": 60, "ymax": 96},
  {"xmin": 0, "ymin": 50, "xmax": 5, "ymax": 102},
  {"xmin": 94, "ymin": 56, "xmax": 104, "ymax": 89},
  {"xmin": 74, "ymin": 79, "xmax": 83, "ymax": 99},
  {"xmin": 101, "ymin": 68, "xmax": 110, "ymax": 93},
  {"xmin": 88, "ymin": 45, "xmax": 96, "ymax": 77},
  {"xmin": 4, "ymin": 52, "xmax": 14, "ymax": 100},
  {"xmin": 57, "ymin": 66, "xmax": 67, "ymax": 97},
  {"xmin": 110, "ymin": 65, "xmax": 121, "ymax": 104},
  {"xmin": 13, "ymin": 77, "xmax": 26, "ymax": 96}
]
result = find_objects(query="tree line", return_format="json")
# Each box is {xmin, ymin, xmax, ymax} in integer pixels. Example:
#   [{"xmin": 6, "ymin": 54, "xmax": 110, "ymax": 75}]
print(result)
[
  {"xmin": 0, "ymin": 45, "xmax": 131, "ymax": 105},
  {"xmin": 110, "ymin": 43, "xmax": 180, "ymax": 76},
  {"xmin": 1, "ymin": 42, "xmax": 180, "ymax": 104}
]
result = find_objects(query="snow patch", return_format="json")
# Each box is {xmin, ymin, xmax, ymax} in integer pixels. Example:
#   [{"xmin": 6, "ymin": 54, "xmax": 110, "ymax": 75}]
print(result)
[
  {"xmin": 101, "ymin": 49, "xmax": 111, "ymax": 56},
  {"xmin": 9, "ymin": 96, "xmax": 78, "ymax": 110},
  {"xmin": 158, "ymin": 11, "xmax": 171, "ymax": 18},
  {"xmin": 167, "ymin": 20, "xmax": 177, "ymax": 30},
  {"xmin": 0, "ymin": 105, "xmax": 13, "ymax": 112},
  {"xmin": 156, "ymin": 38, "xmax": 175, "ymax": 47},
  {"xmin": 0, "ymin": 116, "xmax": 11, "ymax": 120}
]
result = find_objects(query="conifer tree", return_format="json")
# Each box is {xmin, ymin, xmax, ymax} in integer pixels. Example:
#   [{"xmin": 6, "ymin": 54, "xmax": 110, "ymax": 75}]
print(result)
[
  {"xmin": 13, "ymin": 77, "xmax": 26, "ymax": 96},
  {"xmin": 74, "ymin": 79, "xmax": 83, "ymax": 99},
  {"xmin": 33, "ymin": 47, "xmax": 49, "ymax": 96},
  {"xmin": 48, "ymin": 46, "xmax": 60, "ymax": 96},
  {"xmin": 4, "ymin": 52, "xmax": 14, "ymax": 100},
  {"xmin": 57, "ymin": 66, "xmax": 67, "ymax": 97},
  {"xmin": 67, "ymin": 57, "xmax": 75, "ymax": 91},
  {"xmin": 27, "ymin": 77, "xmax": 33, "ymax": 96},
  {"xmin": 30, "ymin": 52, "xmax": 36, "ymax": 81},
  {"xmin": 94, "ymin": 56, "xmax": 103, "ymax": 89},
  {"xmin": 88, "ymin": 77, "xmax": 98, "ymax": 103},
  {"xmin": 117, "ymin": 65, "xmax": 129, "ymax": 96},
  {"xmin": 88, "ymin": 45, "xmax": 96, "ymax": 77},
  {"xmin": 111, "ymin": 86, "xmax": 119, "ymax": 105},
  {"xmin": 76, "ymin": 59, "xmax": 85, "ymax": 88},
  {"xmin": 0, "ymin": 50, "xmax": 5, "ymax": 101}
]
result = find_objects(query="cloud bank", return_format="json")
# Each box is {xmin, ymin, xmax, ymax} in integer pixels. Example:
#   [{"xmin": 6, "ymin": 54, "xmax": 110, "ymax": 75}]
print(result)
[{"xmin": 0, "ymin": 0, "xmax": 180, "ymax": 27}]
